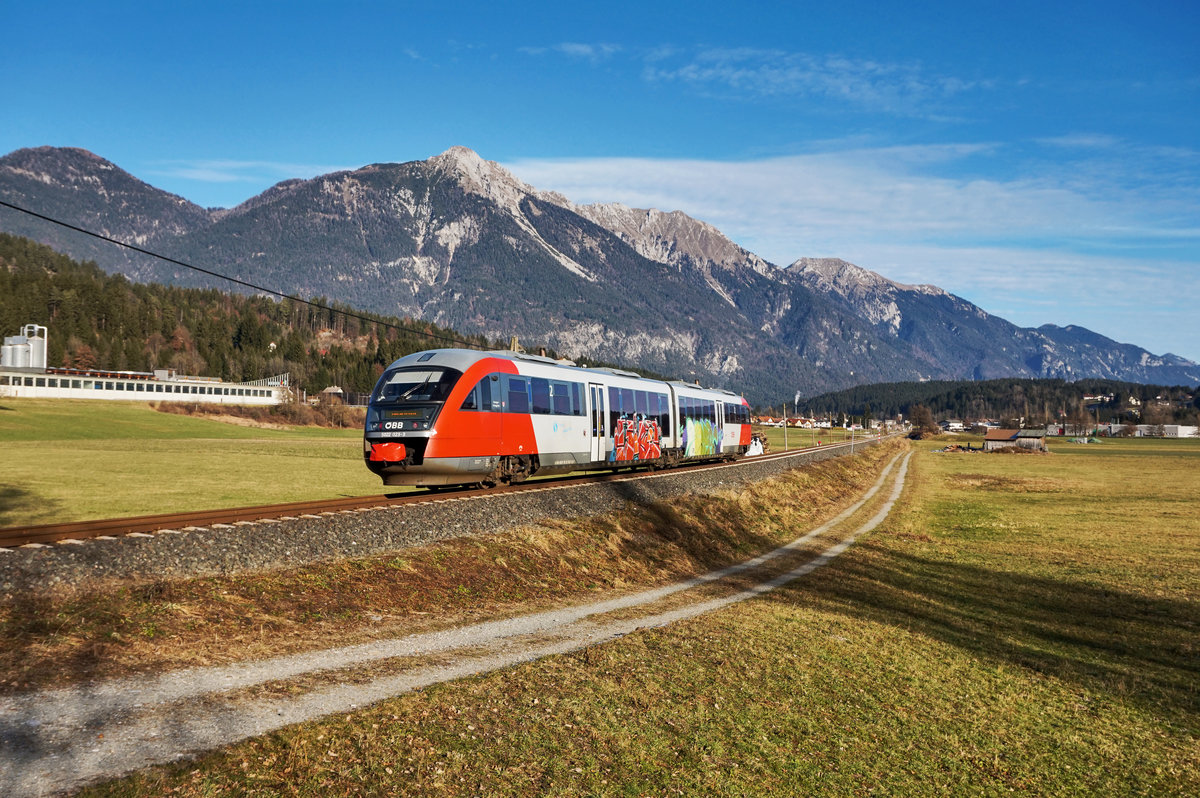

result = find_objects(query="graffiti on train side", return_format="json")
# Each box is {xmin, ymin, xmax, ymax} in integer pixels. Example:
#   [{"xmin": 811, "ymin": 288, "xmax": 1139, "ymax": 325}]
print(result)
[
  {"xmin": 683, "ymin": 418, "xmax": 722, "ymax": 457},
  {"xmin": 609, "ymin": 416, "xmax": 662, "ymax": 462}
]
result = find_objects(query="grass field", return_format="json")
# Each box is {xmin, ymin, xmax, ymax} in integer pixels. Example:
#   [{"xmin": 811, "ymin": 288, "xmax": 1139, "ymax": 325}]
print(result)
[
  {"xmin": 0, "ymin": 399, "xmax": 851, "ymax": 527},
  {"xmin": 753, "ymin": 422, "xmax": 868, "ymax": 452},
  {"xmin": 0, "ymin": 399, "xmax": 383, "ymax": 526},
  {"xmin": 56, "ymin": 434, "xmax": 1199, "ymax": 796}
]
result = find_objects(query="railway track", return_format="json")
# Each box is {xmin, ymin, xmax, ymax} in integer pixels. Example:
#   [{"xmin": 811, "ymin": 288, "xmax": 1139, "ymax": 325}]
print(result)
[{"xmin": 0, "ymin": 443, "xmax": 868, "ymax": 549}]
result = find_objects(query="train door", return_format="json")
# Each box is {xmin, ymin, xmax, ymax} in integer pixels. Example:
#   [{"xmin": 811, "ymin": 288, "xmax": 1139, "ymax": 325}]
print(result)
[
  {"xmin": 588, "ymin": 383, "xmax": 606, "ymax": 463},
  {"xmin": 715, "ymin": 401, "xmax": 725, "ymax": 450}
]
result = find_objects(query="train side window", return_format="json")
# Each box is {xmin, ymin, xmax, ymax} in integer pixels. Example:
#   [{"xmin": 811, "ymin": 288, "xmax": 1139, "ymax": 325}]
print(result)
[
  {"xmin": 531, "ymin": 377, "xmax": 551, "ymax": 414},
  {"xmin": 461, "ymin": 381, "xmax": 478, "ymax": 410},
  {"xmin": 657, "ymin": 393, "xmax": 669, "ymax": 435},
  {"xmin": 550, "ymin": 381, "xmax": 571, "ymax": 415},
  {"xmin": 620, "ymin": 388, "xmax": 635, "ymax": 419},
  {"xmin": 506, "ymin": 376, "xmax": 530, "ymax": 414},
  {"xmin": 487, "ymin": 375, "xmax": 502, "ymax": 410},
  {"xmin": 634, "ymin": 390, "xmax": 649, "ymax": 418},
  {"xmin": 461, "ymin": 375, "xmax": 496, "ymax": 411},
  {"xmin": 571, "ymin": 382, "xmax": 583, "ymax": 415},
  {"xmin": 608, "ymin": 386, "xmax": 621, "ymax": 432}
]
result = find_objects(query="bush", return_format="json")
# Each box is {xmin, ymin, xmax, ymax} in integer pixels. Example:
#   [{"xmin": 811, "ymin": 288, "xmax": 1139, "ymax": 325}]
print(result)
[{"xmin": 154, "ymin": 402, "xmax": 366, "ymax": 428}]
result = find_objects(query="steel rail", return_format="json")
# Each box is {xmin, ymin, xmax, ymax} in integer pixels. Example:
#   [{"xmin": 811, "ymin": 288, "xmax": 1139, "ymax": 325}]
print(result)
[{"xmin": 0, "ymin": 439, "xmax": 876, "ymax": 549}]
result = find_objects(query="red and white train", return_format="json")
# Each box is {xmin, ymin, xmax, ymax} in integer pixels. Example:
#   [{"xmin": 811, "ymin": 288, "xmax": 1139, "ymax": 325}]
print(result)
[{"xmin": 363, "ymin": 348, "xmax": 753, "ymax": 487}]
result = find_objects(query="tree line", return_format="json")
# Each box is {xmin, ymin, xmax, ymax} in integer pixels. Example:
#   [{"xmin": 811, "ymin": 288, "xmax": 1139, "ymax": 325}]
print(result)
[{"xmin": 799, "ymin": 376, "xmax": 1199, "ymax": 428}]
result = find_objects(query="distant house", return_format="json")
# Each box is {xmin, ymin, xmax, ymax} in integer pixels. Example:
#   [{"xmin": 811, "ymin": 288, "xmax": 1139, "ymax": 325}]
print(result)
[
  {"xmin": 318, "ymin": 385, "xmax": 346, "ymax": 405},
  {"xmin": 940, "ymin": 419, "xmax": 965, "ymax": 432},
  {"xmin": 984, "ymin": 429, "xmax": 1047, "ymax": 452}
]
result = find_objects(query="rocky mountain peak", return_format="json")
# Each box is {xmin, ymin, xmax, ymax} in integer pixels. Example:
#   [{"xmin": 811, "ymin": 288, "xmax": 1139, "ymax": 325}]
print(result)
[
  {"xmin": 789, "ymin": 257, "xmax": 944, "ymax": 298},
  {"xmin": 426, "ymin": 146, "xmax": 537, "ymax": 214},
  {"xmin": 2, "ymin": 146, "xmax": 123, "ymax": 190},
  {"xmin": 568, "ymin": 201, "xmax": 777, "ymax": 279},
  {"xmin": 0, "ymin": 145, "xmax": 210, "ymax": 241}
]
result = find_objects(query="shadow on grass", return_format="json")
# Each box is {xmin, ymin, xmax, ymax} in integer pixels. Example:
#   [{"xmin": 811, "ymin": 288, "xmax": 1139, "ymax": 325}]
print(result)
[
  {"xmin": 784, "ymin": 542, "xmax": 1200, "ymax": 716},
  {"xmin": 0, "ymin": 485, "xmax": 63, "ymax": 528}
]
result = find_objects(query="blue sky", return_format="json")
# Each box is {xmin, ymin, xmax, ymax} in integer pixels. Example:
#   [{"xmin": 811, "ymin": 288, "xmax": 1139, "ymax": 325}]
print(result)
[{"xmin": 4, "ymin": 1, "xmax": 1198, "ymax": 363}]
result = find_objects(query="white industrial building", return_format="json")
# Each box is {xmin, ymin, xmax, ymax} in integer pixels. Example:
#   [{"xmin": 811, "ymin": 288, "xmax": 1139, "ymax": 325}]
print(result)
[{"xmin": 0, "ymin": 324, "xmax": 289, "ymax": 405}]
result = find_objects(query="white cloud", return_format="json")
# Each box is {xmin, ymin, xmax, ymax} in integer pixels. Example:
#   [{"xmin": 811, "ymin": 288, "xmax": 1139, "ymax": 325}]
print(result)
[
  {"xmin": 1036, "ymin": 133, "xmax": 1122, "ymax": 149},
  {"xmin": 146, "ymin": 159, "xmax": 356, "ymax": 185},
  {"xmin": 520, "ymin": 42, "xmax": 621, "ymax": 63},
  {"xmin": 642, "ymin": 47, "xmax": 981, "ymax": 115},
  {"xmin": 508, "ymin": 147, "xmax": 1196, "ymax": 261},
  {"xmin": 505, "ymin": 147, "xmax": 1200, "ymax": 360}
]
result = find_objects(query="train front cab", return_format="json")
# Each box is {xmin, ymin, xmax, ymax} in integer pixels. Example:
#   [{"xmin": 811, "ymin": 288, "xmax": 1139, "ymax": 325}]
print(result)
[{"xmin": 365, "ymin": 351, "xmax": 604, "ymax": 487}]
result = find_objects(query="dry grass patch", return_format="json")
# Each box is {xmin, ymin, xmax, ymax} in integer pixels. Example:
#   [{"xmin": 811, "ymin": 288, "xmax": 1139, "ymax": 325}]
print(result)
[
  {"xmin": 1, "ymin": 440, "xmax": 905, "ymax": 692},
  {"xmin": 947, "ymin": 472, "xmax": 1079, "ymax": 493}
]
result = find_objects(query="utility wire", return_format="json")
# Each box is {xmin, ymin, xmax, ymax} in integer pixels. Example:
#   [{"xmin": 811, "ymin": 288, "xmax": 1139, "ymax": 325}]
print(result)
[{"xmin": 0, "ymin": 198, "xmax": 485, "ymax": 350}]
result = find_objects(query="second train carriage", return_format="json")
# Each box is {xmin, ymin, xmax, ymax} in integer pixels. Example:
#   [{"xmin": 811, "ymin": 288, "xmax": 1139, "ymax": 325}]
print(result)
[{"xmin": 363, "ymin": 349, "xmax": 752, "ymax": 487}]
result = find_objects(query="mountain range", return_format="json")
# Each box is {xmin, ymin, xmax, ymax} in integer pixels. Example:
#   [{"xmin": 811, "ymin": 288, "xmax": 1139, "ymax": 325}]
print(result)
[{"xmin": 2, "ymin": 144, "xmax": 1197, "ymax": 404}]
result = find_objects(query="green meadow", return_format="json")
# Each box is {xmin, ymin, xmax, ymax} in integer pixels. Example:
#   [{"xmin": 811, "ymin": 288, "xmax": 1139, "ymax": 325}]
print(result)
[{"xmin": 0, "ymin": 399, "xmax": 381, "ymax": 526}]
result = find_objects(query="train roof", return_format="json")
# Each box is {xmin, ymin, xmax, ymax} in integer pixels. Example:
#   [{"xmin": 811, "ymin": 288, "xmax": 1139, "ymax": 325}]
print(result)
[{"xmin": 384, "ymin": 348, "xmax": 745, "ymax": 402}]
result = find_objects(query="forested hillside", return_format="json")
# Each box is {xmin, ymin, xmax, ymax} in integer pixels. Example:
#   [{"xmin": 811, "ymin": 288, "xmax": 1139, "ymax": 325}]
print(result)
[
  {"xmin": 801, "ymin": 377, "xmax": 1199, "ymax": 427},
  {"xmin": 0, "ymin": 234, "xmax": 491, "ymax": 395}
]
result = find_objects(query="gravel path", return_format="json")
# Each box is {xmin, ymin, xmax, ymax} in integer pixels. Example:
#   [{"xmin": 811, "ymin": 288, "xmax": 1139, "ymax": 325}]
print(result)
[{"xmin": 0, "ymin": 449, "xmax": 910, "ymax": 797}]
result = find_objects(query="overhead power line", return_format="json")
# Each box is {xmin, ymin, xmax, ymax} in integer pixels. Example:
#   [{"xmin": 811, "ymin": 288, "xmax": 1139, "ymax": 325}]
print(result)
[{"xmin": 0, "ymin": 198, "xmax": 484, "ymax": 350}]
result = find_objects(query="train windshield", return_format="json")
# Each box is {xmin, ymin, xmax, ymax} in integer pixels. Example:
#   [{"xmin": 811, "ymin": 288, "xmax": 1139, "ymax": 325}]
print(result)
[{"xmin": 372, "ymin": 366, "xmax": 462, "ymax": 404}]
